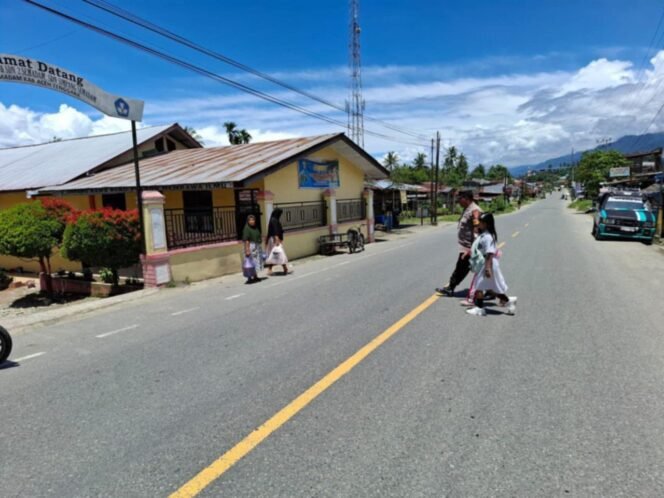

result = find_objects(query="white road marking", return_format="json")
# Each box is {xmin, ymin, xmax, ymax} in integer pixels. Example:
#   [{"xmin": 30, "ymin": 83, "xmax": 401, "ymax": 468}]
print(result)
[
  {"xmin": 14, "ymin": 352, "xmax": 46, "ymax": 362},
  {"xmin": 225, "ymin": 294, "xmax": 244, "ymax": 301},
  {"xmin": 171, "ymin": 307, "xmax": 199, "ymax": 316},
  {"xmin": 96, "ymin": 324, "xmax": 139, "ymax": 338}
]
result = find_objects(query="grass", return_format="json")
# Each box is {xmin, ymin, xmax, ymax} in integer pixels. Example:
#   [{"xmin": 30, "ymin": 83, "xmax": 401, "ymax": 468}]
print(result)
[{"xmin": 568, "ymin": 199, "xmax": 592, "ymax": 211}]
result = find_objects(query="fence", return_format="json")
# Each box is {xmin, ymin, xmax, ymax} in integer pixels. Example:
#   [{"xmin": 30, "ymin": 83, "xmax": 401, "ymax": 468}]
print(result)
[
  {"xmin": 275, "ymin": 200, "xmax": 326, "ymax": 231},
  {"xmin": 164, "ymin": 206, "xmax": 238, "ymax": 249},
  {"xmin": 337, "ymin": 198, "xmax": 365, "ymax": 222}
]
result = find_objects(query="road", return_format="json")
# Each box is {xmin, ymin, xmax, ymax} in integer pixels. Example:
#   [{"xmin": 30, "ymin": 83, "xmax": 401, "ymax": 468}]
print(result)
[{"xmin": 2, "ymin": 195, "xmax": 663, "ymax": 497}]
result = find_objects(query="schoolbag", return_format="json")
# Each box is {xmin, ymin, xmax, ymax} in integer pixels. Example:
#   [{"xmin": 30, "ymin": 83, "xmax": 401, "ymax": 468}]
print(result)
[{"xmin": 469, "ymin": 236, "xmax": 485, "ymax": 274}]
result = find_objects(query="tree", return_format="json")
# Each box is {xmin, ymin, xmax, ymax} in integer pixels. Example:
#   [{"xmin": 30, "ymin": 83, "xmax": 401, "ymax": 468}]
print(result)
[
  {"xmin": 412, "ymin": 152, "xmax": 427, "ymax": 170},
  {"xmin": 238, "ymin": 129, "xmax": 252, "ymax": 144},
  {"xmin": 576, "ymin": 150, "xmax": 628, "ymax": 197},
  {"xmin": 183, "ymin": 126, "xmax": 205, "ymax": 145},
  {"xmin": 383, "ymin": 151, "xmax": 400, "ymax": 171},
  {"xmin": 0, "ymin": 201, "xmax": 73, "ymax": 294},
  {"xmin": 456, "ymin": 153, "xmax": 469, "ymax": 180},
  {"xmin": 443, "ymin": 146, "xmax": 458, "ymax": 173},
  {"xmin": 224, "ymin": 121, "xmax": 252, "ymax": 145},
  {"xmin": 62, "ymin": 209, "xmax": 141, "ymax": 286},
  {"xmin": 487, "ymin": 164, "xmax": 511, "ymax": 181},
  {"xmin": 470, "ymin": 164, "xmax": 486, "ymax": 179}
]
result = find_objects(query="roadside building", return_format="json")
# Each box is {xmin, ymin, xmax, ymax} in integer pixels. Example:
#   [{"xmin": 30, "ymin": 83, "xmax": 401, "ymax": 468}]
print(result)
[
  {"xmin": 477, "ymin": 182, "xmax": 506, "ymax": 202},
  {"xmin": 0, "ymin": 123, "xmax": 201, "ymax": 272},
  {"xmin": 40, "ymin": 133, "xmax": 388, "ymax": 283}
]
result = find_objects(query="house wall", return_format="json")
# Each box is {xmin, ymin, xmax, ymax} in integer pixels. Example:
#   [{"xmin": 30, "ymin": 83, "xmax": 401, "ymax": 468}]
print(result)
[
  {"xmin": 169, "ymin": 241, "xmax": 242, "ymax": 282},
  {"xmin": 264, "ymin": 148, "xmax": 365, "ymax": 203}
]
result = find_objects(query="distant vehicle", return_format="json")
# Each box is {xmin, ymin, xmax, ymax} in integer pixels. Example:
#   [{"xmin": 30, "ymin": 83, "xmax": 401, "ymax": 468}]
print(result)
[{"xmin": 592, "ymin": 190, "xmax": 656, "ymax": 244}]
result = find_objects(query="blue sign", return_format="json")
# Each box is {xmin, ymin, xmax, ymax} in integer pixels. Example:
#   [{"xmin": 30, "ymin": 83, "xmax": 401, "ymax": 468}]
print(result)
[
  {"xmin": 114, "ymin": 98, "xmax": 130, "ymax": 117},
  {"xmin": 298, "ymin": 159, "xmax": 340, "ymax": 189}
]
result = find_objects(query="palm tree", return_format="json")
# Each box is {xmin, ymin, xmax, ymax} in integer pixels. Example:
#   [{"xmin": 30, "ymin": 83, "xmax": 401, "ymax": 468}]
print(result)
[
  {"xmin": 383, "ymin": 151, "xmax": 399, "ymax": 171},
  {"xmin": 239, "ymin": 129, "xmax": 252, "ymax": 144},
  {"xmin": 183, "ymin": 126, "xmax": 204, "ymax": 145},
  {"xmin": 224, "ymin": 121, "xmax": 238, "ymax": 144},
  {"xmin": 412, "ymin": 152, "xmax": 427, "ymax": 170},
  {"xmin": 456, "ymin": 153, "xmax": 469, "ymax": 179}
]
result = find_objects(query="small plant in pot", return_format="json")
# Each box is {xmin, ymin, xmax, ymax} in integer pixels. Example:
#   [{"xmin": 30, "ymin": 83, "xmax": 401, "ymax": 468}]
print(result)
[{"xmin": 99, "ymin": 268, "xmax": 116, "ymax": 285}]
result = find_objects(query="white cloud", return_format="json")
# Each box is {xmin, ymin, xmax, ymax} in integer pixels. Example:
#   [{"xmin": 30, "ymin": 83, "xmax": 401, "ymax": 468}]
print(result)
[
  {"xmin": 559, "ymin": 58, "xmax": 635, "ymax": 94},
  {"xmin": 0, "ymin": 103, "xmax": 134, "ymax": 147},
  {"xmin": 5, "ymin": 51, "xmax": 664, "ymax": 168}
]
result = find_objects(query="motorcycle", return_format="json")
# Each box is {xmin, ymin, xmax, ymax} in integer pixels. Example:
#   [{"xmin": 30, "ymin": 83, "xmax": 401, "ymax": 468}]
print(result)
[{"xmin": 0, "ymin": 325, "xmax": 12, "ymax": 363}]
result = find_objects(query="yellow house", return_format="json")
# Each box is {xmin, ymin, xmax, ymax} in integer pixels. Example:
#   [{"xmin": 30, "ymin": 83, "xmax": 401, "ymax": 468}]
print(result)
[
  {"xmin": 40, "ymin": 133, "xmax": 388, "ymax": 283},
  {"xmin": 0, "ymin": 123, "xmax": 201, "ymax": 273}
]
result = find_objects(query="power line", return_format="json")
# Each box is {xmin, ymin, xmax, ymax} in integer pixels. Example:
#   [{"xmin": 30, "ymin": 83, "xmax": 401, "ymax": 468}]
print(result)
[
  {"xmin": 628, "ymin": 4, "xmax": 664, "ymax": 151},
  {"xmin": 23, "ymin": 0, "xmax": 429, "ymax": 148},
  {"xmin": 9, "ymin": 30, "xmax": 77, "ymax": 54},
  {"xmin": 82, "ymin": 0, "xmax": 429, "ymax": 142}
]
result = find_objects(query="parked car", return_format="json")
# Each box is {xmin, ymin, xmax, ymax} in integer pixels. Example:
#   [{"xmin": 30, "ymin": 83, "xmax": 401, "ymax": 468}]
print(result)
[{"xmin": 592, "ymin": 190, "xmax": 656, "ymax": 244}]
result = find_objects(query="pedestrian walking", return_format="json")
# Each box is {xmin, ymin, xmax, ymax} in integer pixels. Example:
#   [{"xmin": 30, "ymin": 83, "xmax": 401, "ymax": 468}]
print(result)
[
  {"xmin": 242, "ymin": 214, "xmax": 264, "ymax": 284},
  {"xmin": 265, "ymin": 208, "xmax": 291, "ymax": 276},
  {"xmin": 436, "ymin": 191, "xmax": 482, "ymax": 297},
  {"xmin": 466, "ymin": 213, "xmax": 517, "ymax": 316}
]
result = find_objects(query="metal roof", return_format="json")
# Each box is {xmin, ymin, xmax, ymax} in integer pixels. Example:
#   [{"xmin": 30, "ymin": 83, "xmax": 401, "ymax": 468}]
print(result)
[
  {"xmin": 367, "ymin": 179, "xmax": 423, "ymax": 191},
  {"xmin": 481, "ymin": 183, "xmax": 506, "ymax": 194},
  {"xmin": 0, "ymin": 124, "xmax": 196, "ymax": 192},
  {"xmin": 42, "ymin": 133, "xmax": 389, "ymax": 194}
]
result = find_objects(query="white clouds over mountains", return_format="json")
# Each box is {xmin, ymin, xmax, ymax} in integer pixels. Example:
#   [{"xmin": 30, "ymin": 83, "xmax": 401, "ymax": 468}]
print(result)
[{"xmin": 3, "ymin": 51, "xmax": 664, "ymax": 167}]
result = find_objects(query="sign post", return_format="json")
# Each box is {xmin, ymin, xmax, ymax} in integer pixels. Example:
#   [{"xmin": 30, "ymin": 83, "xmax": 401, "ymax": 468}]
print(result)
[
  {"xmin": 131, "ymin": 121, "xmax": 145, "ymax": 252},
  {"xmin": 0, "ymin": 53, "xmax": 146, "ymax": 251}
]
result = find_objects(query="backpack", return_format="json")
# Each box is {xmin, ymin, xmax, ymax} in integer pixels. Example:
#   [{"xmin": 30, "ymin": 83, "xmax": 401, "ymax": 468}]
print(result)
[{"xmin": 469, "ymin": 236, "xmax": 485, "ymax": 274}]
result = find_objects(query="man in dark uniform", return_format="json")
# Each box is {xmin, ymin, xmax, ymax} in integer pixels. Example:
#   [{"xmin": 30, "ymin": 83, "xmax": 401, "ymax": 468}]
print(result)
[{"xmin": 436, "ymin": 191, "xmax": 482, "ymax": 297}]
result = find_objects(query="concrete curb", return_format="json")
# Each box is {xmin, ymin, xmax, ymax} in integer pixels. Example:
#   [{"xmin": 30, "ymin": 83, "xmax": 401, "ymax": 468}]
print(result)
[{"xmin": 5, "ymin": 287, "xmax": 161, "ymax": 335}]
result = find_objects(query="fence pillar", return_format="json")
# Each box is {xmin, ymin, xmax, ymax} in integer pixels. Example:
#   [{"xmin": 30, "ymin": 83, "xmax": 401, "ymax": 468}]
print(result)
[
  {"xmin": 256, "ymin": 190, "xmax": 274, "ymax": 235},
  {"xmin": 140, "ymin": 191, "xmax": 171, "ymax": 287},
  {"xmin": 363, "ymin": 188, "xmax": 375, "ymax": 243},
  {"xmin": 324, "ymin": 188, "xmax": 337, "ymax": 234}
]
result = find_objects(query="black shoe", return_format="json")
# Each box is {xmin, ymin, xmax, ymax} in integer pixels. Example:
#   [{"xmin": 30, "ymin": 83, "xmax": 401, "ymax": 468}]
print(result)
[{"xmin": 435, "ymin": 286, "xmax": 454, "ymax": 297}]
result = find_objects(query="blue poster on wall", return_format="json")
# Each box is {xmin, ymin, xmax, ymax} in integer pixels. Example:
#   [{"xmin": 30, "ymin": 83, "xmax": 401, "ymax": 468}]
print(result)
[{"xmin": 298, "ymin": 159, "xmax": 340, "ymax": 189}]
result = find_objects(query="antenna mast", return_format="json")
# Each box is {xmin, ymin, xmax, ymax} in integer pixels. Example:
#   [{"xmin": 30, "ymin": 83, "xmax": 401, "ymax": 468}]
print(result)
[{"xmin": 346, "ymin": 0, "xmax": 365, "ymax": 147}]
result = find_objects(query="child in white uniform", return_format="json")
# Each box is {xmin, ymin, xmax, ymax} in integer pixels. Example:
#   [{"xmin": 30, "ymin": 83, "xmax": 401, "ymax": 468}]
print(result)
[{"xmin": 466, "ymin": 213, "xmax": 517, "ymax": 316}]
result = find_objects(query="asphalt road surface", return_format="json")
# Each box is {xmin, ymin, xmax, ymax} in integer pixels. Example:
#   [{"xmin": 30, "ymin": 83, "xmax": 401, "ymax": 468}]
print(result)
[{"xmin": 2, "ymin": 195, "xmax": 663, "ymax": 497}]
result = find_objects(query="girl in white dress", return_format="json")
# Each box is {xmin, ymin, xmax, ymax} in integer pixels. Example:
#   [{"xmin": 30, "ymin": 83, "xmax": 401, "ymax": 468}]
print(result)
[{"xmin": 467, "ymin": 213, "xmax": 517, "ymax": 316}]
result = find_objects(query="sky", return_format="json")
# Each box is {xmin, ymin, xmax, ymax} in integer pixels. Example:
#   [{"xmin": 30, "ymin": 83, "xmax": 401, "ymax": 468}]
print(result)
[{"xmin": 3, "ymin": 0, "xmax": 664, "ymax": 168}]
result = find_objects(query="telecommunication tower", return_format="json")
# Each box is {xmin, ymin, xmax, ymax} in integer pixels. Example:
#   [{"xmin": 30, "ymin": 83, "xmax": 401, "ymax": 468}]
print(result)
[{"xmin": 346, "ymin": 0, "xmax": 365, "ymax": 147}]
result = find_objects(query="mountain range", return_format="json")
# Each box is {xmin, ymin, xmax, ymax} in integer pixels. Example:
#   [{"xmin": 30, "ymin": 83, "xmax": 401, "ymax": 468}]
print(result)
[{"xmin": 509, "ymin": 132, "xmax": 664, "ymax": 177}]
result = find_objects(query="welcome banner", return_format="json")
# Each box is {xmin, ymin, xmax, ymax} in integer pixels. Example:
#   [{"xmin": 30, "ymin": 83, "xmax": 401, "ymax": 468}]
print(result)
[{"xmin": 0, "ymin": 53, "xmax": 144, "ymax": 121}]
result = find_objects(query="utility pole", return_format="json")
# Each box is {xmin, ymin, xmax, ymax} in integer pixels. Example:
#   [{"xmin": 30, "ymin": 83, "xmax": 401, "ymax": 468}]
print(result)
[
  {"xmin": 429, "ymin": 138, "xmax": 435, "ymax": 224},
  {"xmin": 346, "ymin": 0, "xmax": 365, "ymax": 147},
  {"xmin": 433, "ymin": 131, "xmax": 441, "ymax": 225}
]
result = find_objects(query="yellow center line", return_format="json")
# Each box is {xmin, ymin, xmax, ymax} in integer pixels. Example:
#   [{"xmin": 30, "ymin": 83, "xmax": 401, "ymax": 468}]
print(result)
[
  {"xmin": 511, "ymin": 231, "xmax": 520, "ymax": 238},
  {"xmin": 497, "ymin": 241, "xmax": 506, "ymax": 249},
  {"xmin": 524, "ymin": 223, "xmax": 529, "ymax": 227},
  {"xmin": 169, "ymin": 293, "xmax": 441, "ymax": 498}
]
